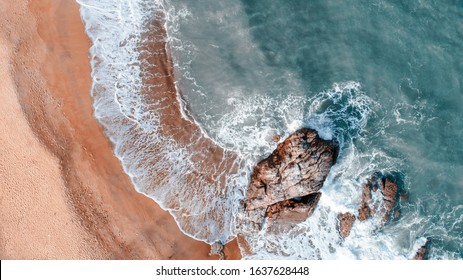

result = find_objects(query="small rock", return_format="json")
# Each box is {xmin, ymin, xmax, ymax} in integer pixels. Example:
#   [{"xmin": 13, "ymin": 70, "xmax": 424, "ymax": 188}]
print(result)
[
  {"xmin": 413, "ymin": 240, "xmax": 430, "ymax": 260},
  {"xmin": 400, "ymin": 191, "xmax": 408, "ymax": 203},
  {"xmin": 393, "ymin": 209, "xmax": 401, "ymax": 219},
  {"xmin": 338, "ymin": 212, "xmax": 356, "ymax": 239},
  {"xmin": 209, "ymin": 241, "xmax": 225, "ymax": 260}
]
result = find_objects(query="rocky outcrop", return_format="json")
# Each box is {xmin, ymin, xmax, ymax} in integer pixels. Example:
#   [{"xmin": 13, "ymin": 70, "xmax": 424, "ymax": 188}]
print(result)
[
  {"xmin": 265, "ymin": 193, "xmax": 321, "ymax": 234},
  {"xmin": 413, "ymin": 239, "xmax": 430, "ymax": 260},
  {"xmin": 244, "ymin": 128, "xmax": 338, "ymax": 233},
  {"xmin": 358, "ymin": 175, "xmax": 404, "ymax": 225},
  {"xmin": 337, "ymin": 212, "xmax": 356, "ymax": 239},
  {"xmin": 335, "ymin": 174, "xmax": 406, "ymax": 239},
  {"xmin": 246, "ymin": 128, "xmax": 338, "ymax": 210}
]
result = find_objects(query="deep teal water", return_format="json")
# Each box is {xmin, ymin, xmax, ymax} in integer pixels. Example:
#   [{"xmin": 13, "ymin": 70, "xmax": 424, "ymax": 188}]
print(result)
[{"xmin": 166, "ymin": 0, "xmax": 463, "ymax": 259}]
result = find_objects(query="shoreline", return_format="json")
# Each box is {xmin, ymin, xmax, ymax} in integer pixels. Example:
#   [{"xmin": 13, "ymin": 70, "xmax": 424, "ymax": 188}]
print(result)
[
  {"xmin": 0, "ymin": 0, "xmax": 240, "ymax": 259},
  {"xmin": 81, "ymin": 1, "xmax": 245, "ymax": 244}
]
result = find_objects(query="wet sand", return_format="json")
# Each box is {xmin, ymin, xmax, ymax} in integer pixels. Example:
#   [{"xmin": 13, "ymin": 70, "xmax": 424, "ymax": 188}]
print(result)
[{"xmin": 0, "ymin": 0, "xmax": 240, "ymax": 259}]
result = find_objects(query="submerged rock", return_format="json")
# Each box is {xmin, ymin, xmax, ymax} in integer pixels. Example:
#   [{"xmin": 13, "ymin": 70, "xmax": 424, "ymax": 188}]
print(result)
[
  {"xmin": 265, "ymin": 193, "xmax": 322, "ymax": 234},
  {"xmin": 246, "ymin": 128, "xmax": 338, "ymax": 210},
  {"xmin": 337, "ymin": 212, "xmax": 356, "ymax": 239}
]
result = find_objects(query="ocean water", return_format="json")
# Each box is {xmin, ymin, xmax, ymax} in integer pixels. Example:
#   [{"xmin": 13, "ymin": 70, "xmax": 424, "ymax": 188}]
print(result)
[{"xmin": 78, "ymin": 0, "xmax": 463, "ymax": 259}]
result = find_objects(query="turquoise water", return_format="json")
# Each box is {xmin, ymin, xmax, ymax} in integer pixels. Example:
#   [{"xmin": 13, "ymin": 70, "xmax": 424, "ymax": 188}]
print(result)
[
  {"xmin": 80, "ymin": 0, "xmax": 463, "ymax": 259},
  {"xmin": 166, "ymin": 0, "xmax": 463, "ymax": 259}
]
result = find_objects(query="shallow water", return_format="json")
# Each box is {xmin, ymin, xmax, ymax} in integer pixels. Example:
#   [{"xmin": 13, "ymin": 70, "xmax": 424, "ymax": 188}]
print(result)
[{"xmin": 80, "ymin": 0, "xmax": 463, "ymax": 259}]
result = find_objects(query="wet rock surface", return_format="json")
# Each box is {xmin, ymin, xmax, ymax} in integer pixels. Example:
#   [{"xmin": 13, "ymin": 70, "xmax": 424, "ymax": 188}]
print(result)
[
  {"xmin": 265, "ymin": 193, "xmax": 322, "ymax": 234},
  {"xmin": 337, "ymin": 212, "xmax": 356, "ymax": 239},
  {"xmin": 246, "ymin": 128, "xmax": 338, "ymax": 210},
  {"xmin": 244, "ymin": 128, "xmax": 338, "ymax": 233},
  {"xmin": 358, "ymin": 184, "xmax": 373, "ymax": 221},
  {"xmin": 358, "ymin": 175, "xmax": 404, "ymax": 225},
  {"xmin": 209, "ymin": 241, "xmax": 225, "ymax": 260},
  {"xmin": 413, "ymin": 239, "xmax": 430, "ymax": 260}
]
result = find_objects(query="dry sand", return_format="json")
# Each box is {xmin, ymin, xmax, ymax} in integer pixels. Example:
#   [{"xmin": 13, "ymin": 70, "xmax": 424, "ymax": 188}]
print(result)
[{"xmin": 0, "ymin": 0, "xmax": 240, "ymax": 259}]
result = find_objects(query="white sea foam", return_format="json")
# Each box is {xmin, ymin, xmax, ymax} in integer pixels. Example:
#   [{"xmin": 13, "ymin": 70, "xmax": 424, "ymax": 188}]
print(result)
[
  {"xmin": 79, "ymin": 0, "xmax": 441, "ymax": 258},
  {"xmin": 162, "ymin": 0, "xmax": 307, "ymax": 160},
  {"xmin": 238, "ymin": 83, "xmax": 429, "ymax": 259},
  {"xmin": 78, "ymin": 0, "xmax": 248, "ymax": 243},
  {"xmin": 214, "ymin": 94, "xmax": 307, "ymax": 158}
]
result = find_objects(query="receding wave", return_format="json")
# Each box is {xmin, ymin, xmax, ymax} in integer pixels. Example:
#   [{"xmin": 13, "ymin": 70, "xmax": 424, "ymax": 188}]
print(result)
[{"xmin": 79, "ymin": 0, "xmax": 246, "ymax": 243}]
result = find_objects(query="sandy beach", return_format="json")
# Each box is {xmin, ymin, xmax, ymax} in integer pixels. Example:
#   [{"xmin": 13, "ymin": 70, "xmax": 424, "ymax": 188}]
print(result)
[{"xmin": 0, "ymin": 0, "xmax": 240, "ymax": 259}]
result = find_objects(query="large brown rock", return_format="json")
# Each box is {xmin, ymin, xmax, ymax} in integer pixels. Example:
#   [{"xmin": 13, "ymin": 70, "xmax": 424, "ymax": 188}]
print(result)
[
  {"xmin": 265, "ymin": 193, "xmax": 322, "ymax": 234},
  {"xmin": 338, "ymin": 212, "xmax": 356, "ymax": 239},
  {"xmin": 242, "ymin": 128, "xmax": 337, "ymax": 235},
  {"xmin": 246, "ymin": 128, "xmax": 338, "ymax": 210}
]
